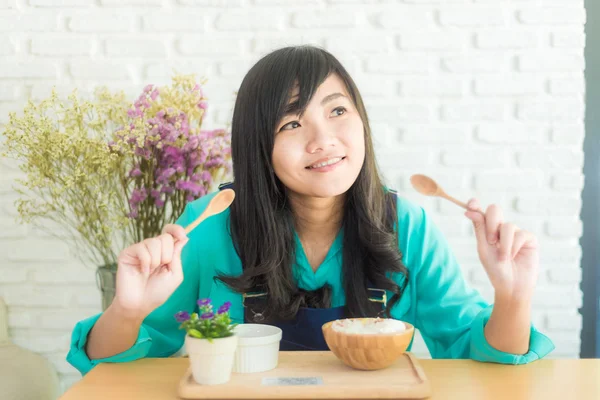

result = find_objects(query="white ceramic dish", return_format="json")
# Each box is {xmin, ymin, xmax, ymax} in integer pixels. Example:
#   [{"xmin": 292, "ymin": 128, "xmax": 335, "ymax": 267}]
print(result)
[{"xmin": 233, "ymin": 324, "xmax": 282, "ymax": 373}]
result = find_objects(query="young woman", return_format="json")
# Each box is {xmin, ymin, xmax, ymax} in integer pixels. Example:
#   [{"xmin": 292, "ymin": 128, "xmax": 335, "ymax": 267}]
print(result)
[{"xmin": 67, "ymin": 46, "xmax": 554, "ymax": 375}]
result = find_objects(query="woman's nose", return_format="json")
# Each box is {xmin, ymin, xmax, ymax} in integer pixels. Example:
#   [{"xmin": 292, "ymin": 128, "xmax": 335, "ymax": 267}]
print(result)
[{"xmin": 306, "ymin": 123, "xmax": 336, "ymax": 154}]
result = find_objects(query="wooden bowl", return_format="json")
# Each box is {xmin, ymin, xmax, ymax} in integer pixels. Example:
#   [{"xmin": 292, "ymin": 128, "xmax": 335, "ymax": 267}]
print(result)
[{"xmin": 322, "ymin": 318, "xmax": 415, "ymax": 371}]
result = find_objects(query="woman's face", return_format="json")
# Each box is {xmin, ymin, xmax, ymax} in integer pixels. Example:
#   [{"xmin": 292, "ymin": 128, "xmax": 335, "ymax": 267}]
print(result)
[{"xmin": 272, "ymin": 74, "xmax": 365, "ymax": 199}]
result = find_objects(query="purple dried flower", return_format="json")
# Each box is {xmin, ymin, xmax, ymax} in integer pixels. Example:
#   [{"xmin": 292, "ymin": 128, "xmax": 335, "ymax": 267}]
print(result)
[
  {"xmin": 217, "ymin": 302, "xmax": 231, "ymax": 315},
  {"xmin": 174, "ymin": 311, "xmax": 190, "ymax": 323},
  {"xmin": 200, "ymin": 312, "xmax": 214, "ymax": 320},
  {"xmin": 197, "ymin": 298, "xmax": 211, "ymax": 307}
]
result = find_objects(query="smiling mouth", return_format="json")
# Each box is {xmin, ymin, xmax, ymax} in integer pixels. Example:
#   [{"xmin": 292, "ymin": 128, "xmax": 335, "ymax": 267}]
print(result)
[{"xmin": 306, "ymin": 157, "xmax": 346, "ymax": 169}]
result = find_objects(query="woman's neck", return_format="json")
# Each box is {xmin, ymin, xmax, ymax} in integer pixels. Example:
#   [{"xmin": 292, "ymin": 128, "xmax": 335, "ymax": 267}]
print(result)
[{"xmin": 289, "ymin": 192, "xmax": 345, "ymax": 241}]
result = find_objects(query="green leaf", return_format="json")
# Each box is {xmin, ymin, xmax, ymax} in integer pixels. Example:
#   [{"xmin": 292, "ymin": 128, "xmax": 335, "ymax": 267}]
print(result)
[{"xmin": 188, "ymin": 329, "xmax": 203, "ymax": 339}]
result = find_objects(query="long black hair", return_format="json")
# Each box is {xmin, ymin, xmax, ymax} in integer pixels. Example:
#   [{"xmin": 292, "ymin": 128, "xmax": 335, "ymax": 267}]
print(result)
[{"xmin": 216, "ymin": 45, "xmax": 409, "ymax": 321}]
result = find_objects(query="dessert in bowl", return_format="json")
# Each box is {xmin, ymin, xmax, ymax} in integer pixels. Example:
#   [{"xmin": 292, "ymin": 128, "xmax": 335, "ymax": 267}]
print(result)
[{"xmin": 322, "ymin": 318, "xmax": 414, "ymax": 370}]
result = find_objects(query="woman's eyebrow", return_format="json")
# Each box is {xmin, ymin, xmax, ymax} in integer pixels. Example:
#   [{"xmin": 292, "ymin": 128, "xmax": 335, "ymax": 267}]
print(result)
[{"xmin": 320, "ymin": 92, "xmax": 346, "ymax": 106}]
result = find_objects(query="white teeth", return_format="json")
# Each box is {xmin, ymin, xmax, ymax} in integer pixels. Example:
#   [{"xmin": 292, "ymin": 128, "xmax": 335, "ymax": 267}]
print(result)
[{"xmin": 309, "ymin": 157, "xmax": 343, "ymax": 169}]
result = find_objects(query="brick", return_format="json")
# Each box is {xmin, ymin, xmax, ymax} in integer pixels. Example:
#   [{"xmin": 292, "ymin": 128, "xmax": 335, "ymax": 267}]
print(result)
[
  {"xmin": 145, "ymin": 61, "xmax": 215, "ymax": 80},
  {"xmin": 142, "ymin": 13, "xmax": 206, "ymax": 32},
  {"xmin": 517, "ymin": 99, "xmax": 584, "ymax": 122},
  {"xmin": 0, "ymin": 0, "xmax": 16, "ymax": 7},
  {"xmin": 1, "ymin": 285, "xmax": 70, "ymax": 307},
  {"xmin": 517, "ymin": 148, "xmax": 583, "ymax": 169},
  {"xmin": 441, "ymin": 148, "xmax": 509, "ymax": 167},
  {"xmin": 518, "ymin": 53, "xmax": 584, "ymax": 71},
  {"xmin": 0, "ymin": 268, "xmax": 28, "ymax": 283},
  {"xmin": 352, "ymin": 74, "xmax": 396, "ymax": 97},
  {"xmin": 29, "ymin": 0, "xmax": 93, "ymax": 5},
  {"xmin": 251, "ymin": 35, "xmax": 324, "ymax": 54},
  {"xmin": 551, "ymin": 173, "xmax": 584, "ymax": 191},
  {"xmin": 11, "ymin": 331, "xmax": 71, "ymax": 353},
  {"xmin": 474, "ymin": 170, "xmax": 543, "ymax": 190},
  {"xmin": 178, "ymin": 0, "xmax": 243, "ymax": 5},
  {"xmin": 376, "ymin": 148, "xmax": 435, "ymax": 168},
  {"xmin": 517, "ymin": 8, "xmax": 586, "ymax": 25},
  {"xmin": 540, "ymin": 243, "xmax": 582, "ymax": 265},
  {"xmin": 365, "ymin": 54, "xmax": 431, "ymax": 74},
  {"xmin": 551, "ymin": 124, "xmax": 584, "ymax": 145},
  {"xmin": 72, "ymin": 287, "xmax": 102, "ymax": 307},
  {"xmin": 0, "ymin": 83, "xmax": 22, "ymax": 101},
  {"xmin": 325, "ymin": 35, "xmax": 392, "ymax": 54},
  {"xmin": 8, "ymin": 309, "xmax": 32, "ymax": 328},
  {"xmin": 551, "ymin": 31, "xmax": 585, "ymax": 48},
  {"xmin": 439, "ymin": 7, "xmax": 506, "ymax": 27},
  {"xmin": 31, "ymin": 35, "xmax": 94, "ymax": 56},
  {"xmin": 515, "ymin": 195, "xmax": 581, "ymax": 216},
  {"xmin": 105, "ymin": 38, "xmax": 166, "ymax": 57},
  {"xmin": 291, "ymin": 10, "xmax": 357, "ymax": 29},
  {"xmin": 68, "ymin": 12, "xmax": 136, "ymax": 32},
  {"xmin": 441, "ymin": 54, "xmax": 506, "ymax": 73},
  {"xmin": 548, "ymin": 76, "xmax": 585, "ymax": 95},
  {"xmin": 441, "ymin": 102, "xmax": 507, "ymax": 121},
  {"xmin": 474, "ymin": 75, "xmax": 542, "ymax": 96},
  {"xmin": 366, "ymin": 102, "xmax": 431, "ymax": 122},
  {"xmin": 31, "ymin": 267, "xmax": 95, "ymax": 284},
  {"xmin": 400, "ymin": 124, "xmax": 470, "ymax": 144},
  {"xmin": 216, "ymin": 11, "xmax": 282, "ymax": 31},
  {"xmin": 377, "ymin": 8, "xmax": 434, "ymax": 28},
  {"xmin": 400, "ymin": 78, "xmax": 464, "ymax": 97},
  {"xmin": 399, "ymin": 31, "xmax": 466, "ymax": 50},
  {"xmin": 545, "ymin": 218, "xmax": 582, "ymax": 238},
  {"xmin": 0, "ymin": 61, "xmax": 58, "ymax": 78},
  {"xmin": 8, "ymin": 239, "xmax": 70, "ymax": 261},
  {"xmin": 39, "ymin": 308, "xmax": 100, "ymax": 330},
  {"xmin": 532, "ymin": 286, "xmax": 582, "ymax": 308},
  {"xmin": 178, "ymin": 36, "xmax": 245, "ymax": 56},
  {"xmin": 475, "ymin": 30, "xmax": 538, "ymax": 48},
  {"xmin": 548, "ymin": 267, "xmax": 582, "ymax": 284},
  {"xmin": 0, "ymin": 13, "xmax": 58, "ymax": 31},
  {"xmin": 475, "ymin": 123, "xmax": 545, "ymax": 144},
  {"xmin": 0, "ymin": 39, "xmax": 14, "ymax": 55},
  {"xmin": 545, "ymin": 311, "xmax": 582, "ymax": 331},
  {"xmin": 100, "ymin": 0, "xmax": 162, "ymax": 5}
]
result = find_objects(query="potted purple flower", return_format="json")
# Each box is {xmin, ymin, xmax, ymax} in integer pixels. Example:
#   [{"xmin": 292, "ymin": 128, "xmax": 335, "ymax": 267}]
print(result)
[{"xmin": 175, "ymin": 299, "xmax": 238, "ymax": 385}]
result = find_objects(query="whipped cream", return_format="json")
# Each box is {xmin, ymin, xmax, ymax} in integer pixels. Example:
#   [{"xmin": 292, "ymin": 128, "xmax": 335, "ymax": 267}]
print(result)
[{"xmin": 331, "ymin": 318, "xmax": 406, "ymax": 334}]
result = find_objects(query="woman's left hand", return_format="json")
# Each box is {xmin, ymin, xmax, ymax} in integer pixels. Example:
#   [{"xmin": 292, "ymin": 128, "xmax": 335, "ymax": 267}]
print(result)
[{"xmin": 464, "ymin": 199, "xmax": 539, "ymax": 302}]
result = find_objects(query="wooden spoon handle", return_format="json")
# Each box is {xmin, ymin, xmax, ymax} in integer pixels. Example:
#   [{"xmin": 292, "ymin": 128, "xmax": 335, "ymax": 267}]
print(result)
[
  {"xmin": 184, "ymin": 209, "xmax": 211, "ymax": 235},
  {"xmin": 440, "ymin": 192, "xmax": 486, "ymax": 216}
]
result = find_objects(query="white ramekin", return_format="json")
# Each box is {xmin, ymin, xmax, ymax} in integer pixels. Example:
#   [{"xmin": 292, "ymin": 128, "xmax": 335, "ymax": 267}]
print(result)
[{"xmin": 232, "ymin": 324, "xmax": 282, "ymax": 373}]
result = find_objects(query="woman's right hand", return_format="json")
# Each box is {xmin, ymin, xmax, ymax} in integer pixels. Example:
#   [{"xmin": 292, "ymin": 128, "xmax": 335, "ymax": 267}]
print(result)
[{"xmin": 112, "ymin": 224, "xmax": 189, "ymax": 320}]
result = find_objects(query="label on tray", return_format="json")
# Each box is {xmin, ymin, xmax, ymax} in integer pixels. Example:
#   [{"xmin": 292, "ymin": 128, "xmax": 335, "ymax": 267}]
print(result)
[{"xmin": 261, "ymin": 377, "xmax": 324, "ymax": 386}]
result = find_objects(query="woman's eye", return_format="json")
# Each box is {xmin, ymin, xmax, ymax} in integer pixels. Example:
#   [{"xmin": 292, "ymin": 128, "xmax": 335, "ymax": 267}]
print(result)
[
  {"xmin": 331, "ymin": 106, "xmax": 347, "ymax": 117},
  {"xmin": 280, "ymin": 121, "xmax": 300, "ymax": 131}
]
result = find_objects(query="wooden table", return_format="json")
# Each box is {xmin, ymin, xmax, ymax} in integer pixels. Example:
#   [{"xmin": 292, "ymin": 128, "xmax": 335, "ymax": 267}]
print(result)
[{"xmin": 60, "ymin": 353, "xmax": 600, "ymax": 400}]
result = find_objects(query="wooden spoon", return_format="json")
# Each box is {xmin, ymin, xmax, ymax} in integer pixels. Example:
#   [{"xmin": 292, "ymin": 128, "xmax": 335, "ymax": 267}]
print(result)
[
  {"xmin": 409, "ymin": 174, "xmax": 484, "ymax": 216},
  {"xmin": 184, "ymin": 189, "xmax": 235, "ymax": 235}
]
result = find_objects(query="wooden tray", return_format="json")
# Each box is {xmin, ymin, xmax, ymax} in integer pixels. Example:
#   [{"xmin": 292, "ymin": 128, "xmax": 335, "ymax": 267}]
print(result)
[{"xmin": 178, "ymin": 351, "xmax": 431, "ymax": 399}]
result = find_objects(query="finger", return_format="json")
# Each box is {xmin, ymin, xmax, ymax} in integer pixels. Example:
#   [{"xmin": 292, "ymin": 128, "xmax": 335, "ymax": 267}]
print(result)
[
  {"xmin": 143, "ymin": 238, "xmax": 162, "ymax": 272},
  {"xmin": 464, "ymin": 199, "xmax": 487, "ymax": 242},
  {"xmin": 163, "ymin": 224, "xmax": 188, "ymax": 242},
  {"xmin": 498, "ymin": 223, "xmax": 517, "ymax": 262},
  {"xmin": 511, "ymin": 230, "xmax": 537, "ymax": 258},
  {"xmin": 131, "ymin": 242, "xmax": 151, "ymax": 275},
  {"xmin": 159, "ymin": 233, "xmax": 174, "ymax": 266},
  {"xmin": 169, "ymin": 239, "xmax": 187, "ymax": 281},
  {"xmin": 484, "ymin": 204, "xmax": 503, "ymax": 245}
]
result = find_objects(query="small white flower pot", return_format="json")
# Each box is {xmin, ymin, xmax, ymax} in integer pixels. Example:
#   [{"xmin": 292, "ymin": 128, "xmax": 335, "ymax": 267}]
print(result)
[
  {"xmin": 185, "ymin": 334, "xmax": 238, "ymax": 385},
  {"xmin": 233, "ymin": 324, "xmax": 282, "ymax": 373}
]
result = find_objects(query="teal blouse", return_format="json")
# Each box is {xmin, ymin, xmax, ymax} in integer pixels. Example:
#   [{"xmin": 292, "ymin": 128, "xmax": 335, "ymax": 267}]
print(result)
[{"xmin": 67, "ymin": 191, "xmax": 555, "ymax": 375}]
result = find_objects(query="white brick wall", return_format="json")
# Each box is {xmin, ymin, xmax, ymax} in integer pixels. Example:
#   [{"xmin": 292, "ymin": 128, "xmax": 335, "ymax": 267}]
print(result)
[{"xmin": 0, "ymin": 0, "xmax": 586, "ymax": 395}]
